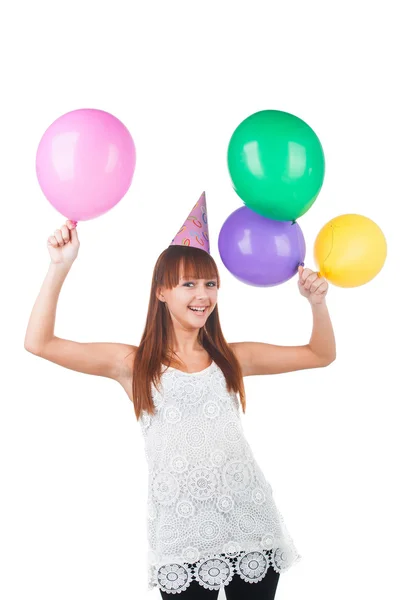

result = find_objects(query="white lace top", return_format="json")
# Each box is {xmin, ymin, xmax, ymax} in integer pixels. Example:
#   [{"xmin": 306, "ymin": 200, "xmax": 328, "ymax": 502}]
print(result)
[{"xmin": 138, "ymin": 360, "xmax": 301, "ymax": 594}]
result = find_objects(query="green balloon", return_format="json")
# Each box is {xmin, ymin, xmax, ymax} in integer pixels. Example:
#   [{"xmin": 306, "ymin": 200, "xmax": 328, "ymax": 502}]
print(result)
[{"xmin": 227, "ymin": 110, "xmax": 325, "ymax": 221}]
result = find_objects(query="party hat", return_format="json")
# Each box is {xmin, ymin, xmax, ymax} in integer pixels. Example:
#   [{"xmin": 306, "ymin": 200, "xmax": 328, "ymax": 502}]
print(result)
[{"xmin": 169, "ymin": 191, "xmax": 210, "ymax": 253}]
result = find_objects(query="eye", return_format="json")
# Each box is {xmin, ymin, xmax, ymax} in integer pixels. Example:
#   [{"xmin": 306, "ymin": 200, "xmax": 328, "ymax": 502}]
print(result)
[{"xmin": 182, "ymin": 281, "xmax": 217, "ymax": 287}]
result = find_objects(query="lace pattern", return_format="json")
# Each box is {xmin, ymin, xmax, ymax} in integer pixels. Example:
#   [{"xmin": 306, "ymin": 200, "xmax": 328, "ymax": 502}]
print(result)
[{"xmin": 138, "ymin": 361, "xmax": 301, "ymax": 594}]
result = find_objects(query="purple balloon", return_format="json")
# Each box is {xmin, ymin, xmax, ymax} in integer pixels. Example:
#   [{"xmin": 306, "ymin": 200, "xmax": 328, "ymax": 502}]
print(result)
[{"xmin": 218, "ymin": 206, "xmax": 306, "ymax": 287}]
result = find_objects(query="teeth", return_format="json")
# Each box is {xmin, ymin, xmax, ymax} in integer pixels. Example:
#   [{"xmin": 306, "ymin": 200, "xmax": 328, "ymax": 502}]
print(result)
[{"xmin": 189, "ymin": 307, "xmax": 206, "ymax": 312}]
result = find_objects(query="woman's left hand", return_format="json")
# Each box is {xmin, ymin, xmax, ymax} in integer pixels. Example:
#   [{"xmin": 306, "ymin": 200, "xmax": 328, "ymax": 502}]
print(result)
[{"xmin": 298, "ymin": 265, "xmax": 329, "ymax": 305}]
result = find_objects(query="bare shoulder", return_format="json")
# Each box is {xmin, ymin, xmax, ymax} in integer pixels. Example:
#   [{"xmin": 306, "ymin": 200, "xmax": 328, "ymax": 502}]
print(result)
[
  {"xmin": 229, "ymin": 342, "xmax": 248, "ymax": 372},
  {"xmin": 118, "ymin": 344, "xmax": 137, "ymax": 381},
  {"xmin": 228, "ymin": 342, "xmax": 241, "ymax": 358}
]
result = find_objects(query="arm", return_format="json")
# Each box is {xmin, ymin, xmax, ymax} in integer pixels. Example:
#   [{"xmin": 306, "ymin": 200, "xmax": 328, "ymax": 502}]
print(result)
[
  {"xmin": 24, "ymin": 222, "xmax": 136, "ymax": 383},
  {"xmin": 24, "ymin": 262, "xmax": 136, "ymax": 381},
  {"xmin": 230, "ymin": 299, "xmax": 336, "ymax": 377}
]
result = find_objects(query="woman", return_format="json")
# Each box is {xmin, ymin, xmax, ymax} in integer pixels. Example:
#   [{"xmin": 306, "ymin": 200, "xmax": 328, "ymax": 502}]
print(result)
[{"xmin": 24, "ymin": 193, "xmax": 336, "ymax": 598}]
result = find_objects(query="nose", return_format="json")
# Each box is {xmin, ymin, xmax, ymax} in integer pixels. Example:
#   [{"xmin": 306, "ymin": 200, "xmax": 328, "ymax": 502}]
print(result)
[{"xmin": 195, "ymin": 284, "xmax": 209, "ymax": 299}]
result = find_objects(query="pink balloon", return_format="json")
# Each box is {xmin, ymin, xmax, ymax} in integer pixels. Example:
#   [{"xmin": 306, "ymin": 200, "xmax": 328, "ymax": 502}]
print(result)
[{"xmin": 36, "ymin": 109, "xmax": 136, "ymax": 221}]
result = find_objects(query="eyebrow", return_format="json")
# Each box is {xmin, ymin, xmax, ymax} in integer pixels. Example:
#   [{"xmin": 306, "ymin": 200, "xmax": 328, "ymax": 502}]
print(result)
[{"xmin": 180, "ymin": 276, "xmax": 217, "ymax": 281}]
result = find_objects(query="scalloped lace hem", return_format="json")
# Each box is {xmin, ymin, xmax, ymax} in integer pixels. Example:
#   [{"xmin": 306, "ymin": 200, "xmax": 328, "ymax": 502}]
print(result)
[{"xmin": 147, "ymin": 544, "xmax": 301, "ymax": 594}]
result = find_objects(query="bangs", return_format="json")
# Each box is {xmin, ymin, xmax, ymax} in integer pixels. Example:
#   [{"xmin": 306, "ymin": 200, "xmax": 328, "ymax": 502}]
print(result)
[{"xmin": 156, "ymin": 245, "xmax": 220, "ymax": 289}]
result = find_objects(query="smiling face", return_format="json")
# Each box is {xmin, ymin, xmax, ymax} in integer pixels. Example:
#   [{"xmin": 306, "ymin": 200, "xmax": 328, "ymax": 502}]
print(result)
[{"xmin": 157, "ymin": 270, "xmax": 218, "ymax": 330}]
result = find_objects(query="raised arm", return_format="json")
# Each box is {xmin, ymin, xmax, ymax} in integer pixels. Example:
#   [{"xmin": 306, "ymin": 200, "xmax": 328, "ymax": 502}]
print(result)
[
  {"xmin": 24, "ymin": 220, "xmax": 136, "ymax": 383},
  {"xmin": 230, "ymin": 267, "xmax": 336, "ymax": 377},
  {"xmin": 230, "ymin": 339, "xmax": 332, "ymax": 377}
]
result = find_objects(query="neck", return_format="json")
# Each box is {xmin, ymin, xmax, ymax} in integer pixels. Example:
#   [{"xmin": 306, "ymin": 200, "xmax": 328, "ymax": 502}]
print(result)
[{"xmin": 167, "ymin": 325, "xmax": 205, "ymax": 356}]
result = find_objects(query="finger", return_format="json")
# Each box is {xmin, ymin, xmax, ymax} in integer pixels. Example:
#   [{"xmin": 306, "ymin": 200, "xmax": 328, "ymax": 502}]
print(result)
[
  {"xmin": 299, "ymin": 267, "xmax": 313, "ymax": 284},
  {"xmin": 66, "ymin": 220, "xmax": 77, "ymax": 230},
  {"xmin": 298, "ymin": 265, "xmax": 304, "ymax": 278},
  {"xmin": 47, "ymin": 235, "xmax": 58, "ymax": 247},
  {"xmin": 54, "ymin": 229, "xmax": 64, "ymax": 245},
  {"xmin": 70, "ymin": 226, "xmax": 79, "ymax": 243},
  {"xmin": 303, "ymin": 273, "xmax": 319, "ymax": 290},
  {"xmin": 310, "ymin": 278, "xmax": 327, "ymax": 293},
  {"xmin": 60, "ymin": 224, "xmax": 70, "ymax": 243},
  {"xmin": 315, "ymin": 281, "xmax": 329, "ymax": 294}
]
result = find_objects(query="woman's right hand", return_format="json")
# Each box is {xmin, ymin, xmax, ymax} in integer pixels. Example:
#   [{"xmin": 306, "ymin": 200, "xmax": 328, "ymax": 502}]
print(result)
[{"xmin": 47, "ymin": 220, "xmax": 80, "ymax": 267}]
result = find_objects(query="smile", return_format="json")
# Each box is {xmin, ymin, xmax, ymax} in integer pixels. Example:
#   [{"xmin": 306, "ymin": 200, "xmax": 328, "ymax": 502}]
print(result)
[{"xmin": 188, "ymin": 306, "xmax": 208, "ymax": 313}]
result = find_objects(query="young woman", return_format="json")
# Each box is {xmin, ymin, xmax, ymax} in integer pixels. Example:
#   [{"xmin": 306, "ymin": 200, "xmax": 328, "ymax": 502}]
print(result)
[{"xmin": 24, "ymin": 194, "xmax": 336, "ymax": 599}]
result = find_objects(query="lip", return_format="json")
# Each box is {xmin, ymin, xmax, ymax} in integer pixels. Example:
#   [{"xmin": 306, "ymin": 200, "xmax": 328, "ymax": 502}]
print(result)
[
  {"xmin": 188, "ymin": 306, "xmax": 209, "ymax": 308},
  {"xmin": 188, "ymin": 306, "xmax": 209, "ymax": 314}
]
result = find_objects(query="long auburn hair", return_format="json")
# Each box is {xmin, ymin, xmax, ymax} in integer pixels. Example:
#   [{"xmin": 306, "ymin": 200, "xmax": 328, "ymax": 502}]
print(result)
[{"xmin": 131, "ymin": 244, "xmax": 246, "ymax": 420}]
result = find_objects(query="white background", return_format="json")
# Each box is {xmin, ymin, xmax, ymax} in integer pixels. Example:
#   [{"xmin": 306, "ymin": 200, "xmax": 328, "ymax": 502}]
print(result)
[{"xmin": 1, "ymin": 1, "xmax": 399, "ymax": 599}]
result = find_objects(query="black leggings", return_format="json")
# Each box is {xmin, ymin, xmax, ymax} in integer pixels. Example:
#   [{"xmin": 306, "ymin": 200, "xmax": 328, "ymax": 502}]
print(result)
[{"xmin": 160, "ymin": 566, "xmax": 280, "ymax": 599}]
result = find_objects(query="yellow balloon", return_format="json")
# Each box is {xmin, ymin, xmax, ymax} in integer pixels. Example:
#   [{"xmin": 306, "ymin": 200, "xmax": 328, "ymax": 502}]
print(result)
[{"xmin": 314, "ymin": 214, "xmax": 387, "ymax": 288}]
